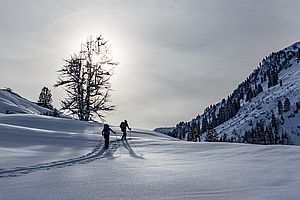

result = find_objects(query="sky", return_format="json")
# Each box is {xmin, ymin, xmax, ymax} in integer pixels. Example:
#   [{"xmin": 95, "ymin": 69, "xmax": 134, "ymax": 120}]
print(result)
[{"xmin": 1, "ymin": 0, "xmax": 300, "ymax": 129}]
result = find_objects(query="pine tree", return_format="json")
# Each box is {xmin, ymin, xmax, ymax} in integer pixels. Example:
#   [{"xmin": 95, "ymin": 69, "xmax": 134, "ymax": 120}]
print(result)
[
  {"xmin": 257, "ymin": 84, "xmax": 263, "ymax": 93},
  {"xmin": 265, "ymin": 125, "xmax": 274, "ymax": 144},
  {"xmin": 202, "ymin": 115, "xmax": 208, "ymax": 133},
  {"xmin": 296, "ymin": 101, "xmax": 300, "ymax": 110},
  {"xmin": 283, "ymin": 98, "xmax": 291, "ymax": 112},
  {"xmin": 38, "ymin": 87, "xmax": 53, "ymax": 109},
  {"xmin": 246, "ymin": 87, "xmax": 253, "ymax": 102},
  {"xmin": 205, "ymin": 124, "xmax": 218, "ymax": 142},
  {"xmin": 281, "ymin": 131, "xmax": 290, "ymax": 145},
  {"xmin": 223, "ymin": 133, "xmax": 227, "ymax": 142},
  {"xmin": 277, "ymin": 100, "xmax": 283, "ymax": 115},
  {"xmin": 243, "ymin": 130, "xmax": 253, "ymax": 143},
  {"xmin": 271, "ymin": 113, "xmax": 280, "ymax": 144},
  {"xmin": 271, "ymin": 113, "xmax": 277, "ymax": 129},
  {"xmin": 254, "ymin": 120, "xmax": 266, "ymax": 144}
]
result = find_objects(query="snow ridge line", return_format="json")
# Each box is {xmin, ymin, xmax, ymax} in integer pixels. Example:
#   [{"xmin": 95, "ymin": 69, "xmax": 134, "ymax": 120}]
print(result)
[{"xmin": 0, "ymin": 140, "xmax": 119, "ymax": 178}]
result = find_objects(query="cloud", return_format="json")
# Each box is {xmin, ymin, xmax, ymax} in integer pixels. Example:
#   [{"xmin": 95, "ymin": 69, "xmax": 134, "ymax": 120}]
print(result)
[{"xmin": 1, "ymin": 0, "xmax": 300, "ymax": 129}]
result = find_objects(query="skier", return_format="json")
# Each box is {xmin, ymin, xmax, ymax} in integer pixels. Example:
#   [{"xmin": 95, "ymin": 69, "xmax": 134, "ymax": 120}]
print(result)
[
  {"xmin": 194, "ymin": 126, "xmax": 200, "ymax": 142},
  {"xmin": 119, "ymin": 120, "xmax": 131, "ymax": 140},
  {"xmin": 102, "ymin": 124, "xmax": 116, "ymax": 149}
]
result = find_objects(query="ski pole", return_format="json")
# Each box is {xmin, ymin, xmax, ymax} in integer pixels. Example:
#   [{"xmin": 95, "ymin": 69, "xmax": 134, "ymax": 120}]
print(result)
[
  {"xmin": 115, "ymin": 132, "xmax": 119, "ymax": 141},
  {"xmin": 98, "ymin": 134, "xmax": 103, "ymax": 150},
  {"xmin": 130, "ymin": 129, "xmax": 132, "ymax": 140}
]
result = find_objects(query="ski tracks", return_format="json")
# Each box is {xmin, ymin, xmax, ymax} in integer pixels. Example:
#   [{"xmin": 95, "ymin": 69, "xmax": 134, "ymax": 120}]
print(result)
[{"xmin": 0, "ymin": 140, "xmax": 119, "ymax": 178}]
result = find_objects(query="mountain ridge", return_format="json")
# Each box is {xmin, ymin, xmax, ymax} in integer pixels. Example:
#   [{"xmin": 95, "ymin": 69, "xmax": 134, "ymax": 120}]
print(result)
[{"xmin": 164, "ymin": 41, "xmax": 300, "ymax": 145}]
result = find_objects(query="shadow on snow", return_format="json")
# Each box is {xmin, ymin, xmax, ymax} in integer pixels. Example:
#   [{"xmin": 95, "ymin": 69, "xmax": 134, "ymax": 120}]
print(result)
[
  {"xmin": 121, "ymin": 140, "xmax": 144, "ymax": 160},
  {"xmin": 0, "ymin": 137, "xmax": 146, "ymax": 178},
  {"xmin": 0, "ymin": 140, "xmax": 118, "ymax": 178}
]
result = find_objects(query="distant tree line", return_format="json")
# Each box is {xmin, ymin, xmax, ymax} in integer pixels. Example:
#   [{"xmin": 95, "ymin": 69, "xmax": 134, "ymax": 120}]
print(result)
[{"xmin": 243, "ymin": 114, "xmax": 290, "ymax": 145}]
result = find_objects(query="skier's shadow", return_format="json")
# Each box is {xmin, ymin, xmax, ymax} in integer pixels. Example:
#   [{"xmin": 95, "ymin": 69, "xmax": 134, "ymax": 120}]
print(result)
[{"xmin": 122, "ymin": 140, "xmax": 144, "ymax": 160}]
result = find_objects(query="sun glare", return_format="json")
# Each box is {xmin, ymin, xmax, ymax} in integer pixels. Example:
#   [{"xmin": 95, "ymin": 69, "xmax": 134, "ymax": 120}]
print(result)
[{"xmin": 91, "ymin": 53, "xmax": 101, "ymax": 65}]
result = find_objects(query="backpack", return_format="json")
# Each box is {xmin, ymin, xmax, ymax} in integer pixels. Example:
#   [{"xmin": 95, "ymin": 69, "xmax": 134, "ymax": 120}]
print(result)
[{"xmin": 119, "ymin": 122, "xmax": 126, "ymax": 129}]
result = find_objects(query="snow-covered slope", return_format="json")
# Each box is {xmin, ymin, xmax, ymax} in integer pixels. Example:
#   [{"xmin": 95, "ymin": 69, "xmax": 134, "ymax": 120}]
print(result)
[
  {"xmin": 0, "ymin": 114, "xmax": 300, "ymax": 199},
  {"xmin": 168, "ymin": 41, "xmax": 300, "ymax": 145},
  {"xmin": 0, "ymin": 89, "xmax": 51, "ymax": 114},
  {"xmin": 153, "ymin": 127, "xmax": 174, "ymax": 134},
  {"xmin": 217, "ymin": 60, "xmax": 300, "ymax": 144},
  {"xmin": 0, "ymin": 114, "xmax": 101, "ymax": 169}
]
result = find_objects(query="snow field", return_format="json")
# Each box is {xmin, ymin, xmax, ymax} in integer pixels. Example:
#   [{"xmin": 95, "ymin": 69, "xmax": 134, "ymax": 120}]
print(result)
[{"xmin": 0, "ymin": 114, "xmax": 300, "ymax": 199}]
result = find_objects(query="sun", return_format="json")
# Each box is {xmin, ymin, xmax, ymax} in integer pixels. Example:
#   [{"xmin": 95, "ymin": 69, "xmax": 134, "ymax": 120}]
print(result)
[{"xmin": 91, "ymin": 53, "xmax": 101, "ymax": 65}]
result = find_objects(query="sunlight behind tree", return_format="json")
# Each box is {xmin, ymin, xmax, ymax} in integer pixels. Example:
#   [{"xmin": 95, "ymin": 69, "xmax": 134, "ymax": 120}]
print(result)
[{"xmin": 55, "ymin": 35, "xmax": 118, "ymax": 121}]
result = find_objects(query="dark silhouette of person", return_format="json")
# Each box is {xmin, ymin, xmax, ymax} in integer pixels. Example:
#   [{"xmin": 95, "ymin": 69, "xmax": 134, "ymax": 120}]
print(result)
[
  {"xmin": 102, "ymin": 124, "xmax": 116, "ymax": 149},
  {"xmin": 119, "ymin": 120, "xmax": 131, "ymax": 140},
  {"xmin": 194, "ymin": 126, "xmax": 201, "ymax": 142}
]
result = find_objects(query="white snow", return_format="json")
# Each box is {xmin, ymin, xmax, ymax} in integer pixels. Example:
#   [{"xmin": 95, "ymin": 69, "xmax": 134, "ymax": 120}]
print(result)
[
  {"xmin": 216, "ymin": 59, "xmax": 300, "ymax": 144},
  {"xmin": 1, "ymin": 114, "xmax": 300, "ymax": 200},
  {"xmin": 0, "ymin": 89, "xmax": 51, "ymax": 115},
  {"xmin": 153, "ymin": 127, "xmax": 174, "ymax": 134}
]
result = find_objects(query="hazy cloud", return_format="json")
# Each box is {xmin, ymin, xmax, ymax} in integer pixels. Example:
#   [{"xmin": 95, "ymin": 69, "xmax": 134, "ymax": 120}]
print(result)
[{"xmin": 1, "ymin": 0, "xmax": 300, "ymax": 129}]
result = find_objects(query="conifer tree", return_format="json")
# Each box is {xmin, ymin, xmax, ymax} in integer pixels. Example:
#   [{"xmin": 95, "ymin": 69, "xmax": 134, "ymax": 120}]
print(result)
[
  {"xmin": 296, "ymin": 101, "xmax": 300, "ymax": 110},
  {"xmin": 265, "ymin": 125, "xmax": 274, "ymax": 144},
  {"xmin": 205, "ymin": 124, "xmax": 218, "ymax": 142},
  {"xmin": 38, "ymin": 87, "xmax": 53, "ymax": 109},
  {"xmin": 257, "ymin": 84, "xmax": 263, "ymax": 93},
  {"xmin": 202, "ymin": 115, "xmax": 208, "ymax": 133},
  {"xmin": 277, "ymin": 100, "xmax": 283, "ymax": 115},
  {"xmin": 271, "ymin": 113, "xmax": 280, "ymax": 144},
  {"xmin": 283, "ymin": 98, "xmax": 291, "ymax": 112}
]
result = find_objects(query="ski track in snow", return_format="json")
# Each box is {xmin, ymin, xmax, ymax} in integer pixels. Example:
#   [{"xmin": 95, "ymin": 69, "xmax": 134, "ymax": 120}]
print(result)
[{"xmin": 0, "ymin": 140, "xmax": 120, "ymax": 178}]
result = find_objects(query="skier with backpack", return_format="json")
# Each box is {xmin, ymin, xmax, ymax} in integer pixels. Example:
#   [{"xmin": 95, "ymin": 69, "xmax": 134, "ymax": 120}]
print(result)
[
  {"xmin": 119, "ymin": 120, "xmax": 131, "ymax": 140},
  {"xmin": 102, "ymin": 124, "xmax": 116, "ymax": 149}
]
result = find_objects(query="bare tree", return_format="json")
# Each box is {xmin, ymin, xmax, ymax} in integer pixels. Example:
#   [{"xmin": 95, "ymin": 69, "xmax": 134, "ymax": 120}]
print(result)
[{"xmin": 55, "ymin": 35, "xmax": 118, "ymax": 121}]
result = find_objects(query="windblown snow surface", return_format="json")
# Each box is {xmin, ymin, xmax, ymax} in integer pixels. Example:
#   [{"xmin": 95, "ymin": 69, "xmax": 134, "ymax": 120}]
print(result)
[
  {"xmin": 0, "ymin": 114, "xmax": 300, "ymax": 200},
  {"xmin": 0, "ymin": 89, "xmax": 51, "ymax": 115}
]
